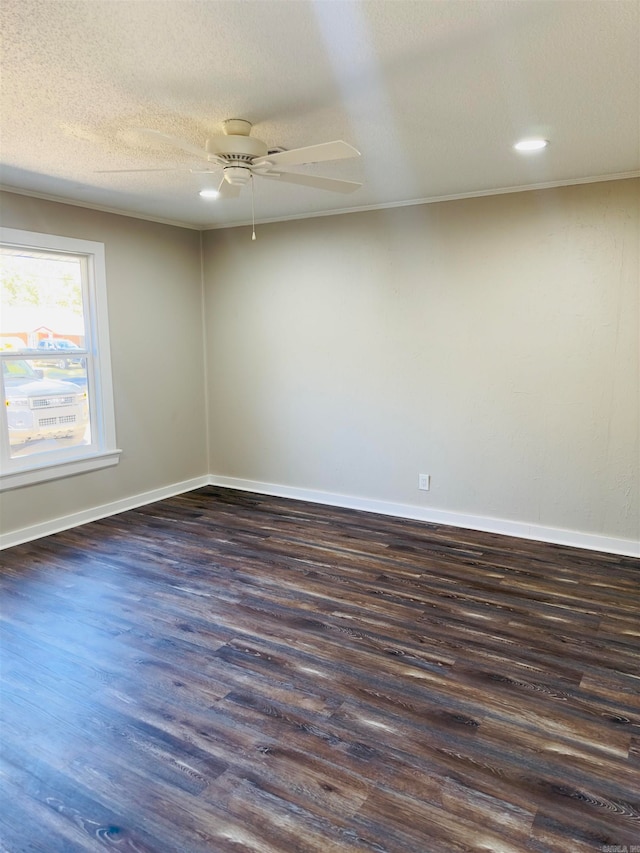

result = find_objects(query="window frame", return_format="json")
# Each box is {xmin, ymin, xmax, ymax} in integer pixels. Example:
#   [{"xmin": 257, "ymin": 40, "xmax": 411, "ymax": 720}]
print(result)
[{"xmin": 0, "ymin": 228, "xmax": 120, "ymax": 491}]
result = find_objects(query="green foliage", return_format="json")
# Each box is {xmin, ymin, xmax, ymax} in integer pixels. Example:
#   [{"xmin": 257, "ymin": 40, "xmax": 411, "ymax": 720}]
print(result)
[
  {"xmin": 1, "ymin": 270, "xmax": 41, "ymax": 307},
  {"xmin": 54, "ymin": 274, "xmax": 82, "ymax": 314},
  {"xmin": 0, "ymin": 258, "xmax": 82, "ymax": 315}
]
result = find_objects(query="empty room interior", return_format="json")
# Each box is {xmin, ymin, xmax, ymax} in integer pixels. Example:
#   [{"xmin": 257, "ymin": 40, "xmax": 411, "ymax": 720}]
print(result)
[{"xmin": 0, "ymin": 1, "xmax": 638, "ymax": 851}]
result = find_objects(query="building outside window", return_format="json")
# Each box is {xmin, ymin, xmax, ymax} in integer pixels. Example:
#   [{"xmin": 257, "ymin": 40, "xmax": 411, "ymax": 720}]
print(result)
[{"xmin": 0, "ymin": 228, "xmax": 119, "ymax": 490}]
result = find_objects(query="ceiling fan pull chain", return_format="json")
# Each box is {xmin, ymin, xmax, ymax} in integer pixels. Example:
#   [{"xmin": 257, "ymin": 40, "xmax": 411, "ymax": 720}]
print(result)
[{"xmin": 251, "ymin": 176, "xmax": 257, "ymax": 241}]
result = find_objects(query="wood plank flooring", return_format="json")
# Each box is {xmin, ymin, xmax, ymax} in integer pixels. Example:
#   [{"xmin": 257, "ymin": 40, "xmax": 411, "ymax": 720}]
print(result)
[{"xmin": 1, "ymin": 486, "xmax": 638, "ymax": 852}]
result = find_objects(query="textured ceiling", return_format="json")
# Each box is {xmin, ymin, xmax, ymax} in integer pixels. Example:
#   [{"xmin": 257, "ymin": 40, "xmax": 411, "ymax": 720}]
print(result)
[{"xmin": 1, "ymin": 0, "xmax": 638, "ymax": 229}]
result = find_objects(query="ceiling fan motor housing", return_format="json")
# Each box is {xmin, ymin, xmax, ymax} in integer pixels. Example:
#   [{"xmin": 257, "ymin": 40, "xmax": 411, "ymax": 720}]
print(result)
[
  {"xmin": 206, "ymin": 123, "xmax": 270, "ymax": 186},
  {"xmin": 206, "ymin": 134, "xmax": 268, "ymax": 159}
]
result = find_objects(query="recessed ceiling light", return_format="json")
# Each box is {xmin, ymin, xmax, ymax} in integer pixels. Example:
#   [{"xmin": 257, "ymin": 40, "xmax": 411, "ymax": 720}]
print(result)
[
  {"xmin": 199, "ymin": 189, "xmax": 220, "ymax": 199},
  {"xmin": 514, "ymin": 138, "xmax": 549, "ymax": 152}
]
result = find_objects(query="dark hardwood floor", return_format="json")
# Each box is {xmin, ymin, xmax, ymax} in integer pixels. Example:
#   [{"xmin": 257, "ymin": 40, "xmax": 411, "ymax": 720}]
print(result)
[{"xmin": 1, "ymin": 486, "xmax": 638, "ymax": 852}]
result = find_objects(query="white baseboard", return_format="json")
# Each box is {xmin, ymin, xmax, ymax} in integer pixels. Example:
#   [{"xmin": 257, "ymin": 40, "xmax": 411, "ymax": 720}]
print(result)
[
  {"xmin": 208, "ymin": 475, "xmax": 640, "ymax": 558},
  {"xmin": 2, "ymin": 472, "xmax": 637, "ymax": 558},
  {"xmin": 0, "ymin": 475, "xmax": 209, "ymax": 550}
]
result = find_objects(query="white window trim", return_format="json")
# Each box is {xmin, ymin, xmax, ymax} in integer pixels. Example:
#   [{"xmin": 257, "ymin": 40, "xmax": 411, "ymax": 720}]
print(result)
[{"xmin": 0, "ymin": 227, "xmax": 120, "ymax": 491}]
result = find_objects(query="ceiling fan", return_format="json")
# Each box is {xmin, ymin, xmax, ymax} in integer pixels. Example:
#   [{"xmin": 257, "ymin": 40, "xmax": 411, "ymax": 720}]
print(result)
[{"xmin": 103, "ymin": 119, "xmax": 362, "ymax": 198}]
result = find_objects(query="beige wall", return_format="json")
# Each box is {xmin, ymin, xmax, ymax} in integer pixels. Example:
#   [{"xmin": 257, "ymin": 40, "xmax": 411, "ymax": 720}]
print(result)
[
  {"xmin": 1, "ymin": 180, "xmax": 637, "ymax": 545},
  {"xmin": 202, "ymin": 179, "xmax": 639, "ymax": 541},
  {"xmin": 0, "ymin": 192, "xmax": 207, "ymax": 535}
]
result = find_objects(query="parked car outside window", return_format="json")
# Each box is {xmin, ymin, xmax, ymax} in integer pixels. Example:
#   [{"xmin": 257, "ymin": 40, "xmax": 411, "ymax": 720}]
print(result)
[
  {"xmin": 3, "ymin": 358, "xmax": 89, "ymax": 447},
  {"xmin": 37, "ymin": 338, "xmax": 83, "ymax": 367}
]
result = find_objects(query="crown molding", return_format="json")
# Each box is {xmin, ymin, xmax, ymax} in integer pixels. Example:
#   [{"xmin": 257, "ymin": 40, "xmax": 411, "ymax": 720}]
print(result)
[{"xmin": 2, "ymin": 171, "xmax": 638, "ymax": 233}]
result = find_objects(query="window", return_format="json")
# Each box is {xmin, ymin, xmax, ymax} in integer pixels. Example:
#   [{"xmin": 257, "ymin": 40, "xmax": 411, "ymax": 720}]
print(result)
[{"xmin": 0, "ymin": 228, "xmax": 119, "ymax": 490}]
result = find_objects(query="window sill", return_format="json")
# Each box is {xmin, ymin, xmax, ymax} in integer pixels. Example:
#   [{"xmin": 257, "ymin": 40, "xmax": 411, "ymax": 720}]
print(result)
[{"xmin": 0, "ymin": 448, "xmax": 122, "ymax": 492}]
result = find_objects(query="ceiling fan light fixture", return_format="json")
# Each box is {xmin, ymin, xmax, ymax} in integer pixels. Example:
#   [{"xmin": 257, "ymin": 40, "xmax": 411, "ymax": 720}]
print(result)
[
  {"xmin": 514, "ymin": 138, "xmax": 549, "ymax": 152},
  {"xmin": 199, "ymin": 188, "xmax": 220, "ymax": 199},
  {"xmin": 224, "ymin": 166, "xmax": 253, "ymax": 186}
]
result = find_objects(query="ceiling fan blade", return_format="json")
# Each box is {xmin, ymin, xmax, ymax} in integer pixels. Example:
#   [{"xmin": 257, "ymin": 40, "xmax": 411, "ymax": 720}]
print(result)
[
  {"xmin": 136, "ymin": 129, "xmax": 209, "ymax": 159},
  {"xmin": 217, "ymin": 176, "xmax": 242, "ymax": 199},
  {"xmin": 260, "ymin": 172, "xmax": 362, "ymax": 193},
  {"xmin": 253, "ymin": 140, "xmax": 360, "ymax": 168}
]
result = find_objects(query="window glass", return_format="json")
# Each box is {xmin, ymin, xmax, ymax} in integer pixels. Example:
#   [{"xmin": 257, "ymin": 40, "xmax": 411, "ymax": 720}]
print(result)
[{"xmin": 0, "ymin": 229, "xmax": 119, "ymax": 490}]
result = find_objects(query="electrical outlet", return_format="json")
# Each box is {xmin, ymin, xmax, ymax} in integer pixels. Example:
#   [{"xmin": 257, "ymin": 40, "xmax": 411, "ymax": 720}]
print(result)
[{"xmin": 418, "ymin": 474, "xmax": 430, "ymax": 491}]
